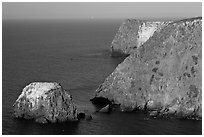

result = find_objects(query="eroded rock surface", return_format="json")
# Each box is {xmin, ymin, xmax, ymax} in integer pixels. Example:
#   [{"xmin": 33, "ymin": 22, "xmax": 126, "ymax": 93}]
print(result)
[
  {"xmin": 13, "ymin": 82, "xmax": 78, "ymax": 123},
  {"xmin": 92, "ymin": 17, "xmax": 202, "ymax": 119},
  {"xmin": 111, "ymin": 19, "xmax": 171, "ymax": 57}
]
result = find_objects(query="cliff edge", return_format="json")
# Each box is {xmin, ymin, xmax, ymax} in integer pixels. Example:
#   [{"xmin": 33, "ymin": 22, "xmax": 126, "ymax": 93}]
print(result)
[
  {"xmin": 111, "ymin": 19, "xmax": 171, "ymax": 57},
  {"xmin": 92, "ymin": 17, "xmax": 202, "ymax": 119}
]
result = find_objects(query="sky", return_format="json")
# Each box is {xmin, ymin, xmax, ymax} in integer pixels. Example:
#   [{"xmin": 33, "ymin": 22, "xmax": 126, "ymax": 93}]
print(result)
[{"xmin": 2, "ymin": 2, "xmax": 202, "ymax": 20}]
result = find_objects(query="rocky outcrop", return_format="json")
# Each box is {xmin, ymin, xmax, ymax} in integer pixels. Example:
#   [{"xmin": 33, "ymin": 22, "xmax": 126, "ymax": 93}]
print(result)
[
  {"xmin": 99, "ymin": 104, "xmax": 111, "ymax": 113},
  {"xmin": 111, "ymin": 19, "xmax": 171, "ymax": 57},
  {"xmin": 13, "ymin": 82, "xmax": 78, "ymax": 123},
  {"xmin": 92, "ymin": 17, "xmax": 202, "ymax": 119},
  {"xmin": 77, "ymin": 111, "xmax": 92, "ymax": 120}
]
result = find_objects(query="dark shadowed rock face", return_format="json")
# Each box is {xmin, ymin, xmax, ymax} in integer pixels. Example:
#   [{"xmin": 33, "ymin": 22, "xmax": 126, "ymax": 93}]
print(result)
[
  {"xmin": 111, "ymin": 19, "xmax": 171, "ymax": 57},
  {"xmin": 92, "ymin": 17, "xmax": 202, "ymax": 119},
  {"xmin": 13, "ymin": 82, "xmax": 78, "ymax": 123}
]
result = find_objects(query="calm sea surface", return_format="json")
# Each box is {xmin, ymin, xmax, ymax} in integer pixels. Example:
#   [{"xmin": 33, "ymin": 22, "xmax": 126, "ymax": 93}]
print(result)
[{"xmin": 2, "ymin": 19, "xmax": 202, "ymax": 135}]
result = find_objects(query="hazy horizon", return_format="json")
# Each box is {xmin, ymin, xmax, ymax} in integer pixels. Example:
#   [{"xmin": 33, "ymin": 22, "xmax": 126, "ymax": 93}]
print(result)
[{"xmin": 3, "ymin": 2, "xmax": 202, "ymax": 21}]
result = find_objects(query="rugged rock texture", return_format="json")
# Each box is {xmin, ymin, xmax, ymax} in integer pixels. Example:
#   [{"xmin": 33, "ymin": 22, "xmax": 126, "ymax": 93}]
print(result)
[
  {"xmin": 111, "ymin": 19, "xmax": 171, "ymax": 57},
  {"xmin": 92, "ymin": 17, "xmax": 202, "ymax": 119},
  {"xmin": 13, "ymin": 82, "xmax": 78, "ymax": 123}
]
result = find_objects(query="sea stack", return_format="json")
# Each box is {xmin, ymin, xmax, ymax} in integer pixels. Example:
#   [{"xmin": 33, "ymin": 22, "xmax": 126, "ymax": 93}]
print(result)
[
  {"xmin": 13, "ymin": 82, "xmax": 78, "ymax": 123},
  {"xmin": 111, "ymin": 19, "xmax": 171, "ymax": 57},
  {"xmin": 91, "ymin": 17, "xmax": 202, "ymax": 119}
]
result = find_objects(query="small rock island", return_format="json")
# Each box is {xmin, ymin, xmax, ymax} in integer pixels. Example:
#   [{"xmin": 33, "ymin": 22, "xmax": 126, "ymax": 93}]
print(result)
[{"xmin": 13, "ymin": 82, "xmax": 78, "ymax": 123}]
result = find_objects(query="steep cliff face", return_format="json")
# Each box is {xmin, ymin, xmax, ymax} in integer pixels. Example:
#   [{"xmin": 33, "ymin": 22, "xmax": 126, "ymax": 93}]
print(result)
[
  {"xmin": 111, "ymin": 19, "xmax": 171, "ymax": 57},
  {"xmin": 92, "ymin": 17, "xmax": 202, "ymax": 119},
  {"xmin": 13, "ymin": 82, "xmax": 78, "ymax": 123}
]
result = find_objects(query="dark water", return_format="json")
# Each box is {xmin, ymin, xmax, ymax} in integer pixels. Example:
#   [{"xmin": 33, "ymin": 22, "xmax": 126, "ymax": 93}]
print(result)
[{"xmin": 2, "ymin": 19, "xmax": 202, "ymax": 135}]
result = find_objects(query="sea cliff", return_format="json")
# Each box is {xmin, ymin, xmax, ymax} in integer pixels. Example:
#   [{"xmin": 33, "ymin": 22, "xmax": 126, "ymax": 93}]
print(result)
[
  {"xmin": 92, "ymin": 17, "xmax": 202, "ymax": 119},
  {"xmin": 111, "ymin": 19, "xmax": 171, "ymax": 57}
]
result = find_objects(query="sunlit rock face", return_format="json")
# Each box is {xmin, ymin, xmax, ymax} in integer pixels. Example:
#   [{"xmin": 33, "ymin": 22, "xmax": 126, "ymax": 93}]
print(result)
[
  {"xmin": 13, "ymin": 82, "xmax": 78, "ymax": 123},
  {"xmin": 111, "ymin": 19, "xmax": 171, "ymax": 57},
  {"xmin": 92, "ymin": 17, "xmax": 202, "ymax": 119}
]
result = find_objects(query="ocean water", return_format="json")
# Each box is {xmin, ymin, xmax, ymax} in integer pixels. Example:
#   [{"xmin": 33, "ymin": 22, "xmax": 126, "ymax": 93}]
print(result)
[{"xmin": 2, "ymin": 19, "xmax": 202, "ymax": 135}]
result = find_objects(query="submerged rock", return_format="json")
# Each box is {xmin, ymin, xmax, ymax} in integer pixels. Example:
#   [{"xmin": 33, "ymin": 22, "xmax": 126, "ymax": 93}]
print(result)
[
  {"xmin": 149, "ymin": 111, "xmax": 158, "ymax": 117},
  {"xmin": 111, "ymin": 19, "xmax": 171, "ymax": 57},
  {"xmin": 92, "ymin": 17, "xmax": 202, "ymax": 119},
  {"xmin": 77, "ymin": 112, "xmax": 86, "ymax": 119},
  {"xmin": 77, "ymin": 111, "xmax": 92, "ymax": 120},
  {"xmin": 13, "ymin": 82, "xmax": 78, "ymax": 123}
]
